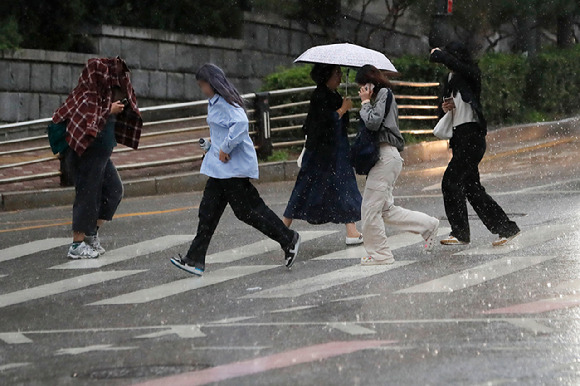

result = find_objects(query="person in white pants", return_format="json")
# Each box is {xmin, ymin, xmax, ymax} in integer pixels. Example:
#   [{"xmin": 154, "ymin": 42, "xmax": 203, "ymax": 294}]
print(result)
[{"xmin": 356, "ymin": 65, "xmax": 440, "ymax": 265}]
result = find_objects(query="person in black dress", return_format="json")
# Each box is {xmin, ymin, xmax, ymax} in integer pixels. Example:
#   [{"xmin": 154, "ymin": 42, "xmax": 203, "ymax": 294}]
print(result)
[{"xmin": 283, "ymin": 64, "xmax": 363, "ymax": 245}]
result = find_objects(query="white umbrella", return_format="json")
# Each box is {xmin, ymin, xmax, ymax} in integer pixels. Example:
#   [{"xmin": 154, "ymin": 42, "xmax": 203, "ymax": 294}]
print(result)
[{"xmin": 294, "ymin": 43, "xmax": 398, "ymax": 72}]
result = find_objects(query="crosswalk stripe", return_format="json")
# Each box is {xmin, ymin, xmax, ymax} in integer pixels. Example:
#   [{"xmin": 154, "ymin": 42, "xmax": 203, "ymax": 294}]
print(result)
[
  {"xmin": 0, "ymin": 270, "xmax": 145, "ymax": 308},
  {"xmin": 0, "ymin": 238, "xmax": 70, "ymax": 263},
  {"xmin": 207, "ymin": 230, "xmax": 337, "ymax": 264},
  {"xmin": 454, "ymin": 224, "xmax": 571, "ymax": 256},
  {"xmin": 241, "ymin": 261, "xmax": 414, "ymax": 299},
  {"xmin": 328, "ymin": 322, "xmax": 376, "ymax": 335},
  {"xmin": 135, "ymin": 326, "xmax": 206, "ymax": 339},
  {"xmin": 0, "ymin": 363, "xmax": 30, "ymax": 371},
  {"xmin": 49, "ymin": 235, "xmax": 193, "ymax": 270},
  {"xmin": 0, "ymin": 332, "xmax": 33, "ymax": 344},
  {"xmin": 313, "ymin": 228, "xmax": 450, "ymax": 261},
  {"xmin": 396, "ymin": 255, "xmax": 556, "ymax": 294},
  {"xmin": 89, "ymin": 265, "xmax": 277, "ymax": 306}
]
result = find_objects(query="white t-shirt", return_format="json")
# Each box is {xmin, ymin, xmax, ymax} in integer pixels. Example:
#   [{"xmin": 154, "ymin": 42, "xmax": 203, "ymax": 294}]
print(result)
[
  {"xmin": 449, "ymin": 74, "xmax": 476, "ymax": 128},
  {"xmin": 452, "ymin": 91, "xmax": 476, "ymax": 128}
]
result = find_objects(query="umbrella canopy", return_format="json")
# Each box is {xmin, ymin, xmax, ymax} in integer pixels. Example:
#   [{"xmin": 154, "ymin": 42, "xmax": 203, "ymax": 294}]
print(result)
[{"xmin": 294, "ymin": 43, "xmax": 397, "ymax": 72}]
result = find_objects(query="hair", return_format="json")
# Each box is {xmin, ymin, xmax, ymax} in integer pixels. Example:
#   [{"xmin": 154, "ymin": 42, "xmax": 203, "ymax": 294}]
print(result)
[
  {"xmin": 310, "ymin": 63, "xmax": 340, "ymax": 86},
  {"xmin": 443, "ymin": 41, "xmax": 474, "ymax": 64},
  {"xmin": 196, "ymin": 63, "xmax": 246, "ymax": 109},
  {"xmin": 355, "ymin": 64, "xmax": 392, "ymax": 94}
]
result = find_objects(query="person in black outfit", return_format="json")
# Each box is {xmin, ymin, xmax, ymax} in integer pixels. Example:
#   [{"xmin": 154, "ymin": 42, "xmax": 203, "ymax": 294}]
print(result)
[{"xmin": 430, "ymin": 42, "xmax": 520, "ymax": 246}]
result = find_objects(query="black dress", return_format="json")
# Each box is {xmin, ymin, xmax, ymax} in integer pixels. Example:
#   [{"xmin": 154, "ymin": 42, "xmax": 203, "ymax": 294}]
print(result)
[{"xmin": 283, "ymin": 86, "xmax": 362, "ymax": 225}]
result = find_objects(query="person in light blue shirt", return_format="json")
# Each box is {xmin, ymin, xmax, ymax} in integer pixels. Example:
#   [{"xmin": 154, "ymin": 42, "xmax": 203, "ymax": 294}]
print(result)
[
  {"xmin": 171, "ymin": 64, "xmax": 300, "ymax": 276},
  {"xmin": 199, "ymin": 93, "xmax": 259, "ymax": 179}
]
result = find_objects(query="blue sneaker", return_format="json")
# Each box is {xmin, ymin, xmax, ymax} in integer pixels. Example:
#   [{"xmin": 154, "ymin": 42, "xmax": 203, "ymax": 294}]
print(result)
[{"xmin": 170, "ymin": 255, "xmax": 204, "ymax": 276}]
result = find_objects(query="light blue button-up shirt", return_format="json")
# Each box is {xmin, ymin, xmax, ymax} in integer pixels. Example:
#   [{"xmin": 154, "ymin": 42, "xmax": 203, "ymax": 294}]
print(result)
[{"xmin": 200, "ymin": 94, "xmax": 259, "ymax": 179}]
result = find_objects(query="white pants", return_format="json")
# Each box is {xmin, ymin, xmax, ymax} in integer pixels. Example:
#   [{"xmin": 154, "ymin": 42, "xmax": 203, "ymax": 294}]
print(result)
[{"xmin": 362, "ymin": 144, "xmax": 439, "ymax": 262}]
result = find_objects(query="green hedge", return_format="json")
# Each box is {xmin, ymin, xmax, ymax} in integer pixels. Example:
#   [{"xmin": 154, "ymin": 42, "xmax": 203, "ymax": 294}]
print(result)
[{"xmin": 262, "ymin": 46, "xmax": 580, "ymax": 127}]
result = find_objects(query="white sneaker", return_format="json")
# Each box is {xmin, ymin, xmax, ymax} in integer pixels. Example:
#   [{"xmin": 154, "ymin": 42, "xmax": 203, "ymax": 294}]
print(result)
[
  {"xmin": 440, "ymin": 235, "xmax": 469, "ymax": 245},
  {"xmin": 492, "ymin": 232, "xmax": 520, "ymax": 247},
  {"xmin": 346, "ymin": 234, "xmax": 364, "ymax": 246},
  {"xmin": 424, "ymin": 220, "xmax": 440, "ymax": 253},
  {"xmin": 85, "ymin": 233, "xmax": 105, "ymax": 255},
  {"xmin": 67, "ymin": 242, "xmax": 99, "ymax": 259},
  {"xmin": 361, "ymin": 256, "xmax": 395, "ymax": 265}
]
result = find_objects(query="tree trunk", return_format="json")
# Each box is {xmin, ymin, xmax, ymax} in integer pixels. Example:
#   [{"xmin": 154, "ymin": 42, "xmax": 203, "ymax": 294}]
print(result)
[{"xmin": 556, "ymin": 14, "xmax": 575, "ymax": 48}]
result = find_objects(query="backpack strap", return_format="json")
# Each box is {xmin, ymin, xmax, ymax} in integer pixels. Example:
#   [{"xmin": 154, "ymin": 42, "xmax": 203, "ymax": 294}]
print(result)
[{"xmin": 379, "ymin": 88, "xmax": 394, "ymax": 129}]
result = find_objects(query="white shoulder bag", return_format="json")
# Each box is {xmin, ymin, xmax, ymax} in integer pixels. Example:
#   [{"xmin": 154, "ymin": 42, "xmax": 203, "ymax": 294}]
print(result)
[
  {"xmin": 297, "ymin": 135, "xmax": 307, "ymax": 168},
  {"xmin": 433, "ymin": 111, "xmax": 454, "ymax": 140}
]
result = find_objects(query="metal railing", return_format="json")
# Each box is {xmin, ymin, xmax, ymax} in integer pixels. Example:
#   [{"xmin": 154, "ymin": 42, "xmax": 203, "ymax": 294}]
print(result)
[{"xmin": 0, "ymin": 81, "xmax": 439, "ymax": 186}]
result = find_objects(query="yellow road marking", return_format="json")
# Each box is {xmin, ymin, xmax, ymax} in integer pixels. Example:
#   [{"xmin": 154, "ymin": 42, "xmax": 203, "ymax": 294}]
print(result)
[{"xmin": 0, "ymin": 206, "xmax": 197, "ymax": 234}]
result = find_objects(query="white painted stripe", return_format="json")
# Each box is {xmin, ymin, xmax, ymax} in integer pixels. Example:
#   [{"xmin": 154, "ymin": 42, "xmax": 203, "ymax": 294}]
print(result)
[
  {"xmin": 455, "ymin": 224, "xmax": 571, "ymax": 256},
  {"xmin": 0, "ymin": 238, "xmax": 70, "ymax": 263},
  {"xmin": 0, "ymin": 270, "xmax": 145, "ymax": 308},
  {"xmin": 313, "ymin": 228, "xmax": 450, "ymax": 260},
  {"xmin": 55, "ymin": 344, "xmax": 137, "ymax": 355},
  {"xmin": 0, "ymin": 274, "xmax": 7, "ymax": 278},
  {"xmin": 207, "ymin": 316, "xmax": 256, "ymax": 324},
  {"xmin": 331, "ymin": 294, "xmax": 381, "ymax": 302},
  {"xmin": 135, "ymin": 326, "xmax": 206, "ymax": 339},
  {"xmin": 554, "ymin": 279, "xmax": 580, "ymax": 292},
  {"xmin": 506, "ymin": 319, "xmax": 554, "ymax": 334},
  {"xmin": 208, "ymin": 230, "xmax": 337, "ymax": 264},
  {"xmin": 186, "ymin": 346, "xmax": 271, "ymax": 351},
  {"xmin": 0, "ymin": 332, "xmax": 32, "ymax": 344},
  {"xmin": 396, "ymin": 255, "xmax": 556, "ymax": 293},
  {"xmin": 269, "ymin": 305, "xmax": 318, "ymax": 314},
  {"xmin": 90, "ymin": 265, "xmax": 277, "ymax": 306},
  {"xmin": 241, "ymin": 261, "xmax": 413, "ymax": 299},
  {"xmin": 328, "ymin": 322, "xmax": 376, "ymax": 335},
  {"xmin": 0, "ymin": 362, "xmax": 30, "ymax": 371},
  {"xmin": 50, "ymin": 235, "xmax": 193, "ymax": 269}
]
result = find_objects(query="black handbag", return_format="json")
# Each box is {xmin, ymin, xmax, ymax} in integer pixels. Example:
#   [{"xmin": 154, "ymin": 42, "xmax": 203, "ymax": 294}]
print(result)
[{"xmin": 350, "ymin": 89, "xmax": 393, "ymax": 175}]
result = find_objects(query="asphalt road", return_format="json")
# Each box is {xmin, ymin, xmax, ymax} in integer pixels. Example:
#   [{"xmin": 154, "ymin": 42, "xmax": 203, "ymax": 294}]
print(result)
[{"xmin": 0, "ymin": 135, "xmax": 579, "ymax": 385}]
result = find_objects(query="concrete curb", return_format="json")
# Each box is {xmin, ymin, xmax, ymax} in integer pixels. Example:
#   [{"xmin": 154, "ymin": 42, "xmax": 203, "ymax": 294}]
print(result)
[{"xmin": 1, "ymin": 117, "xmax": 578, "ymax": 212}]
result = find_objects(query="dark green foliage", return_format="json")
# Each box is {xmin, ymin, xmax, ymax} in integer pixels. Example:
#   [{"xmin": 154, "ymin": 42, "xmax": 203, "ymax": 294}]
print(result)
[
  {"xmin": 261, "ymin": 47, "xmax": 580, "ymax": 128},
  {"xmin": 0, "ymin": 0, "xmax": 243, "ymax": 52}
]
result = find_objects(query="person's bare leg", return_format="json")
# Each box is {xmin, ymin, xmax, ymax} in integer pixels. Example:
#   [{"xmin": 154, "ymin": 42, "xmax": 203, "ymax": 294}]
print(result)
[
  {"xmin": 73, "ymin": 231, "xmax": 85, "ymax": 243},
  {"xmin": 346, "ymin": 223, "xmax": 361, "ymax": 238},
  {"xmin": 283, "ymin": 217, "xmax": 293, "ymax": 228},
  {"xmin": 96, "ymin": 219, "xmax": 105, "ymax": 229}
]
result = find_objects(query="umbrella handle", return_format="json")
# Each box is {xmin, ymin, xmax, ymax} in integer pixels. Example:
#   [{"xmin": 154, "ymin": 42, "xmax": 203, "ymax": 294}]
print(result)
[{"xmin": 345, "ymin": 68, "xmax": 350, "ymax": 96}]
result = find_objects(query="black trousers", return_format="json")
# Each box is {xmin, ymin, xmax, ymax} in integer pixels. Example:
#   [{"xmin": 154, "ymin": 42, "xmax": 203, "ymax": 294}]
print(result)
[
  {"xmin": 185, "ymin": 177, "xmax": 295, "ymax": 270},
  {"xmin": 442, "ymin": 124, "xmax": 520, "ymax": 242},
  {"xmin": 66, "ymin": 145, "xmax": 123, "ymax": 234}
]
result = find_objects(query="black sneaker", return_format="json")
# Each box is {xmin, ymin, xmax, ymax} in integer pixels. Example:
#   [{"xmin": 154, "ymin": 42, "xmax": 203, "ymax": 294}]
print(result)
[
  {"xmin": 170, "ymin": 254, "xmax": 204, "ymax": 276},
  {"xmin": 284, "ymin": 231, "xmax": 301, "ymax": 269}
]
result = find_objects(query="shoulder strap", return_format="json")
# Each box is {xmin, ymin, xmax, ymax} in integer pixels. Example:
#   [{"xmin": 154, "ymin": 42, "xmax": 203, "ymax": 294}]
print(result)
[{"xmin": 379, "ymin": 88, "xmax": 394, "ymax": 129}]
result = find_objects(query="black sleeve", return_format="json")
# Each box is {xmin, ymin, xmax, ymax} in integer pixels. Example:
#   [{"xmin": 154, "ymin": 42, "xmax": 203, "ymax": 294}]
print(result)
[{"xmin": 430, "ymin": 49, "xmax": 480, "ymax": 85}]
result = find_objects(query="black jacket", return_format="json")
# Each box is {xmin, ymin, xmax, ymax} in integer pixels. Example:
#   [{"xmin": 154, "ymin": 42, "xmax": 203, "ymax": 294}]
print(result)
[
  {"xmin": 303, "ymin": 85, "xmax": 347, "ymax": 156},
  {"xmin": 430, "ymin": 49, "xmax": 487, "ymax": 133}
]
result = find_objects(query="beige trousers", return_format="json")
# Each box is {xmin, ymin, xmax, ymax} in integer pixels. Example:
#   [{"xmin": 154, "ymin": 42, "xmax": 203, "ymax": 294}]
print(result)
[{"xmin": 362, "ymin": 144, "xmax": 439, "ymax": 262}]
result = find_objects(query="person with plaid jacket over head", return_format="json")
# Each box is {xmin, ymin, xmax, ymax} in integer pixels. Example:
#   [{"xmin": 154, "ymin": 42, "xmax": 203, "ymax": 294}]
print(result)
[{"xmin": 52, "ymin": 57, "xmax": 143, "ymax": 259}]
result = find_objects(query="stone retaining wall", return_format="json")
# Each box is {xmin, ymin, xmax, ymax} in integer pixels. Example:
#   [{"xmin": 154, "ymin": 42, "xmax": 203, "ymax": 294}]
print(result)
[{"xmin": 0, "ymin": 11, "xmax": 428, "ymax": 124}]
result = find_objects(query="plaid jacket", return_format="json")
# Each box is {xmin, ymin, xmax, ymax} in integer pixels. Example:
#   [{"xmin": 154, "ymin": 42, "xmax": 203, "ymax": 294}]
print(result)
[{"xmin": 52, "ymin": 57, "xmax": 143, "ymax": 156}]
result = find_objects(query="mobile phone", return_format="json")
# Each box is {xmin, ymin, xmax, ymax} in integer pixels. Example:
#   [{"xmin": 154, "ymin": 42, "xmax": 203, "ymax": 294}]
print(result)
[
  {"xmin": 365, "ymin": 83, "xmax": 375, "ymax": 92},
  {"xmin": 120, "ymin": 98, "xmax": 129, "ymax": 107},
  {"xmin": 444, "ymin": 97, "xmax": 453, "ymax": 102}
]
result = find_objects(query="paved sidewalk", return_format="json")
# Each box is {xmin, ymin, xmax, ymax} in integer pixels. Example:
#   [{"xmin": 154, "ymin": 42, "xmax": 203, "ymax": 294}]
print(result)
[{"xmin": 0, "ymin": 117, "xmax": 578, "ymax": 211}]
